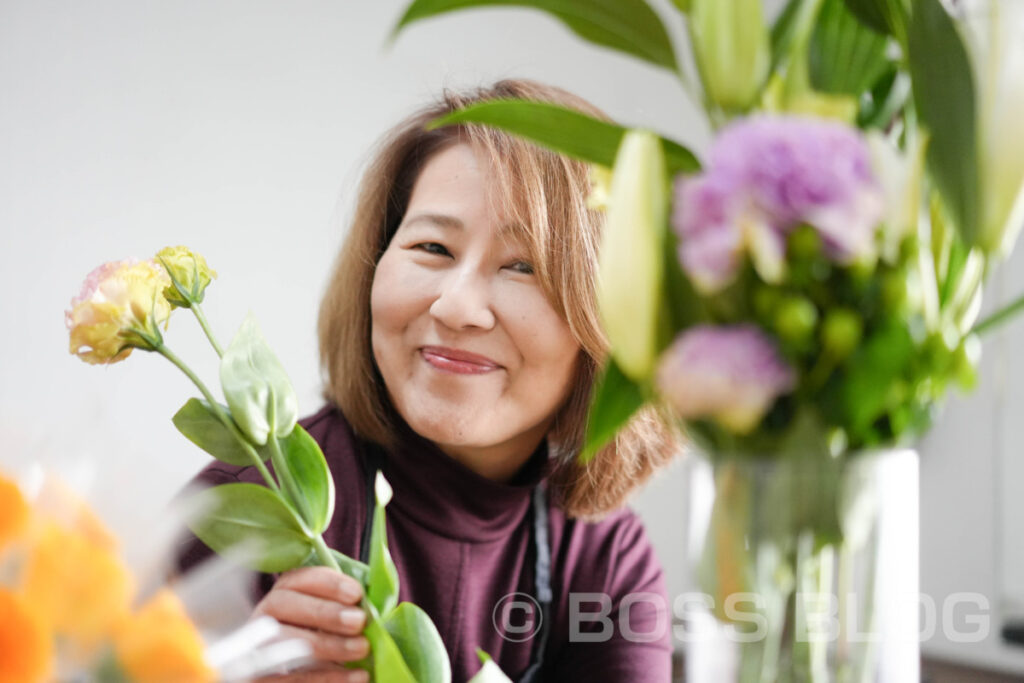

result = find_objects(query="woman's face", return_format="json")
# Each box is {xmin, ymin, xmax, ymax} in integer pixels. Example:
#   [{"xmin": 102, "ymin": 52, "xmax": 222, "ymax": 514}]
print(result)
[{"xmin": 370, "ymin": 143, "xmax": 580, "ymax": 481}]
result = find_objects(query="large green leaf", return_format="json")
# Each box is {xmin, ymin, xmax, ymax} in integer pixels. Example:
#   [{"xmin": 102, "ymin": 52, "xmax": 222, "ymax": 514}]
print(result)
[
  {"xmin": 172, "ymin": 398, "xmax": 266, "ymax": 467},
  {"xmin": 579, "ymin": 357, "xmax": 646, "ymax": 463},
  {"xmin": 384, "ymin": 603, "xmax": 452, "ymax": 683},
  {"xmin": 809, "ymin": 0, "xmax": 891, "ymax": 95},
  {"xmin": 278, "ymin": 425, "xmax": 335, "ymax": 534},
  {"xmin": 428, "ymin": 99, "xmax": 699, "ymax": 176},
  {"xmin": 363, "ymin": 606, "xmax": 418, "ymax": 683},
  {"xmin": 907, "ymin": 0, "xmax": 979, "ymax": 246},
  {"xmin": 841, "ymin": 0, "xmax": 908, "ymax": 38},
  {"xmin": 187, "ymin": 483, "xmax": 312, "ymax": 573},
  {"xmin": 220, "ymin": 313, "xmax": 298, "ymax": 446},
  {"xmin": 392, "ymin": 0, "xmax": 679, "ymax": 72},
  {"xmin": 368, "ymin": 473, "xmax": 400, "ymax": 617}
]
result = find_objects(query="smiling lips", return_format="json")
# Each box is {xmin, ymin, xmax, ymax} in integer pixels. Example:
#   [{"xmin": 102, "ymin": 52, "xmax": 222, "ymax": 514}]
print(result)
[{"xmin": 420, "ymin": 346, "xmax": 501, "ymax": 374}]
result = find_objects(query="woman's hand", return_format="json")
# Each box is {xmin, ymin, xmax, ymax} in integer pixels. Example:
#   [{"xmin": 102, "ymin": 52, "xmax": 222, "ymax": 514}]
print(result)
[{"xmin": 253, "ymin": 566, "xmax": 371, "ymax": 682}]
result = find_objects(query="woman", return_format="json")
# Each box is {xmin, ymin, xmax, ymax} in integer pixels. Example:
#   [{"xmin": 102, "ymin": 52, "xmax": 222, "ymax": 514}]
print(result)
[{"xmin": 178, "ymin": 79, "xmax": 681, "ymax": 682}]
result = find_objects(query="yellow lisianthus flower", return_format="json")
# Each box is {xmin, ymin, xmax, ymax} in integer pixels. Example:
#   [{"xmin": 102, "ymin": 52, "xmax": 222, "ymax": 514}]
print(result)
[
  {"xmin": 66, "ymin": 259, "xmax": 173, "ymax": 364},
  {"xmin": 0, "ymin": 475, "xmax": 28, "ymax": 552},
  {"xmin": 115, "ymin": 589, "xmax": 214, "ymax": 683},
  {"xmin": 156, "ymin": 245, "xmax": 217, "ymax": 308},
  {"xmin": 0, "ymin": 589, "xmax": 52, "ymax": 683},
  {"xmin": 20, "ymin": 520, "xmax": 134, "ymax": 653}
]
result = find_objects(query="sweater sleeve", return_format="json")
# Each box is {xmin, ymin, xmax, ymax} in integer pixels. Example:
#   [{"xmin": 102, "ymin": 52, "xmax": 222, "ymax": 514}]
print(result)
[{"xmin": 547, "ymin": 512, "xmax": 673, "ymax": 682}]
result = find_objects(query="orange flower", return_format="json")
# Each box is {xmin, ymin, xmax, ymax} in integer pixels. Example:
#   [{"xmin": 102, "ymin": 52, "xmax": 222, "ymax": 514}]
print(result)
[
  {"xmin": 20, "ymin": 521, "xmax": 133, "ymax": 652},
  {"xmin": 0, "ymin": 589, "xmax": 52, "ymax": 683},
  {"xmin": 0, "ymin": 475, "xmax": 29, "ymax": 552},
  {"xmin": 115, "ymin": 589, "xmax": 214, "ymax": 683}
]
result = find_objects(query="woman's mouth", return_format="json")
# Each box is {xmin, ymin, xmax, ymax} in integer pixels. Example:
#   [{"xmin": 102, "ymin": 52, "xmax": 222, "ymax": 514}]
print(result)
[{"xmin": 420, "ymin": 346, "xmax": 501, "ymax": 375}]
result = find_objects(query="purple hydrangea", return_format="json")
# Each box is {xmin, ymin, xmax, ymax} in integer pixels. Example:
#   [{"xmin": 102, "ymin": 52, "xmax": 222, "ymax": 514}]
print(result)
[
  {"xmin": 655, "ymin": 325, "xmax": 796, "ymax": 433},
  {"xmin": 672, "ymin": 115, "xmax": 885, "ymax": 292}
]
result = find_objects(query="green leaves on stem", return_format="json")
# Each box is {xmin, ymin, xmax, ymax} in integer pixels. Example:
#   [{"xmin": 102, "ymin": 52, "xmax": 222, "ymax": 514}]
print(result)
[{"xmin": 391, "ymin": 0, "xmax": 680, "ymax": 74}]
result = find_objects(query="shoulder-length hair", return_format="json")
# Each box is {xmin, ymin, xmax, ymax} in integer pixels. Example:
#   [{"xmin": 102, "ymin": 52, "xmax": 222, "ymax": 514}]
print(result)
[{"xmin": 318, "ymin": 78, "xmax": 682, "ymax": 520}]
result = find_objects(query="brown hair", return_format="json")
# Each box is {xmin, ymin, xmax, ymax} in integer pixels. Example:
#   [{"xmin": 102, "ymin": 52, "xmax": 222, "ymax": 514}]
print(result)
[{"xmin": 318, "ymin": 78, "xmax": 682, "ymax": 519}]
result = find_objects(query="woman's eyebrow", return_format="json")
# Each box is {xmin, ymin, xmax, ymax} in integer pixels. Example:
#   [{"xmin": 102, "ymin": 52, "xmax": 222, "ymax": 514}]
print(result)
[
  {"xmin": 403, "ymin": 213, "xmax": 464, "ymax": 230},
  {"xmin": 403, "ymin": 212, "xmax": 519, "ymax": 236}
]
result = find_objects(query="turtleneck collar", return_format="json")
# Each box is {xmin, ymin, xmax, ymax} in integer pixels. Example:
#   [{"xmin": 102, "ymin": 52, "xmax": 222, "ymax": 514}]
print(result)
[{"xmin": 372, "ymin": 420, "xmax": 551, "ymax": 543}]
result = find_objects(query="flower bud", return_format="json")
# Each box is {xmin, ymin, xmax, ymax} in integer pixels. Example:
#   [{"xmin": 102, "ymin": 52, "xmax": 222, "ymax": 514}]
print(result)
[
  {"xmin": 821, "ymin": 309, "xmax": 862, "ymax": 361},
  {"xmin": 959, "ymin": 0, "xmax": 1024, "ymax": 257},
  {"xmin": 156, "ymin": 246, "xmax": 217, "ymax": 309},
  {"xmin": 774, "ymin": 296, "xmax": 818, "ymax": 347},
  {"xmin": 598, "ymin": 130, "xmax": 666, "ymax": 382},
  {"xmin": 689, "ymin": 0, "xmax": 771, "ymax": 113}
]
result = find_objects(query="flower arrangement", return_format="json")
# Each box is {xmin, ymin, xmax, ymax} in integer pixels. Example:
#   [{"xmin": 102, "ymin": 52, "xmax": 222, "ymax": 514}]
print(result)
[
  {"xmin": 65, "ymin": 248, "xmax": 510, "ymax": 682},
  {"xmin": 390, "ymin": 0, "xmax": 1024, "ymax": 678}
]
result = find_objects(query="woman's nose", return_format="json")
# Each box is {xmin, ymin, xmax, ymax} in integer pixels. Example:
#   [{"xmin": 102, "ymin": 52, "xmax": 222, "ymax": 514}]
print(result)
[{"xmin": 428, "ymin": 267, "xmax": 496, "ymax": 331}]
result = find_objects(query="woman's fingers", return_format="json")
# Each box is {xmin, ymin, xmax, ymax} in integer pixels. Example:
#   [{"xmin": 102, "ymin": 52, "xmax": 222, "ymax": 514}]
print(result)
[
  {"xmin": 277, "ymin": 622, "xmax": 371, "ymax": 665},
  {"xmin": 272, "ymin": 566, "xmax": 364, "ymax": 605},
  {"xmin": 257, "ymin": 588, "xmax": 367, "ymax": 636},
  {"xmin": 256, "ymin": 663, "xmax": 370, "ymax": 683}
]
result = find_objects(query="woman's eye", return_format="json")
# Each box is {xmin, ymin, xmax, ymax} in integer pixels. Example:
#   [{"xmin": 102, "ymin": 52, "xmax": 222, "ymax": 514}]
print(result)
[
  {"xmin": 507, "ymin": 261, "xmax": 535, "ymax": 275},
  {"xmin": 414, "ymin": 242, "xmax": 451, "ymax": 257}
]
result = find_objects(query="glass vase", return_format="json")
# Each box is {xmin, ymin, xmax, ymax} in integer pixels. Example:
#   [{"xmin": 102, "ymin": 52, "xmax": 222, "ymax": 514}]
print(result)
[{"xmin": 681, "ymin": 448, "xmax": 920, "ymax": 683}]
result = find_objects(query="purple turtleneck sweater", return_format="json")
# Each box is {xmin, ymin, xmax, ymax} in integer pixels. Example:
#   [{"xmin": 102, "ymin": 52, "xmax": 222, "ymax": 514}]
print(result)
[{"xmin": 177, "ymin": 405, "xmax": 672, "ymax": 682}]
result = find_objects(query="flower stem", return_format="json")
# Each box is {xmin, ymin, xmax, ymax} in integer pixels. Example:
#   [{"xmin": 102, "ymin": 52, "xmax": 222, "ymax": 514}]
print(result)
[
  {"xmin": 973, "ymin": 288, "xmax": 1024, "ymax": 337},
  {"xmin": 190, "ymin": 302, "xmax": 224, "ymax": 357},
  {"xmin": 312, "ymin": 534, "xmax": 342, "ymax": 573},
  {"xmin": 156, "ymin": 343, "xmax": 279, "ymax": 494}
]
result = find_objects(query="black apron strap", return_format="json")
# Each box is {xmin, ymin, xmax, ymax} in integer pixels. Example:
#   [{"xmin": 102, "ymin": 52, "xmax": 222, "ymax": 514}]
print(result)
[{"xmin": 516, "ymin": 483, "xmax": 551, "ymax": 683}]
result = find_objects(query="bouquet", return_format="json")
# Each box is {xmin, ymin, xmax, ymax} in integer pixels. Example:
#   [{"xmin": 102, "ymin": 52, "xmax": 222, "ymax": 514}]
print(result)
[
  {"xmin": 391, "ymin": 0, "xmax": 1024, "ymax": 679},
  {"xmin": 65, "ymin": 248, "xmax": 511, "ymax": 682}
]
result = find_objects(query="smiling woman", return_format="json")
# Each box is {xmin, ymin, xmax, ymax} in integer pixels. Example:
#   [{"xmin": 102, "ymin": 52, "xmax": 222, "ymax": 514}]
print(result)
[{"xmin": 178, "ymin": 79, "xmax": 684, "ymax": 682}]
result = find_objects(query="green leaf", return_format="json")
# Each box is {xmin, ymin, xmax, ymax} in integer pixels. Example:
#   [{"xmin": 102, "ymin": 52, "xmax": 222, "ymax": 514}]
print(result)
[
  {"xmin": 220, "ymin": 313, "xmax": 298, "ymax": 446},
  {"xmin": 907, "ymin": 0, "xmax": 980, "ymax": 247},
  {"xmin": 841, "ymin": 0, "xmax": 908, "ymax": 38},
  {"xmin": 363, "ymin": 606, "xmax": 418, "ymax": 683},
  {"xmin": 187, "ymin": 483, "xmax": 313, "ymax": 573},
  {"xmin": 770, "ymin": 0, "xmax": 808, "ymax": 73},
  {"xmin": 579, "ymin": 357, "xmax": 646, "ymax": 463},
  {"xmin": 392, "ymin": 0, "xmax": 679, "ymax": 72},
  {"xmin": 172, "ymin": 398, "xmax": 265, "ymax": 467},
  {"xmin": 856, "ymin": 67, "xmax": 910, "ymax": 130},
  {"xmin": 428, "ymin": 99, "xmax": 700, "ymax": 176},
  {"xmin": 839, "ymin": 321, "xmax": 913, "ymax": 433},
  {"xmin": 368, "ymin": 473, "xmax": 400, "ymax": 617},
  {"xmin": 277, "ymin": 425, "xmax": 335, "ymax": 534},
  {"xmin": 383, "ymin": 603, "xmax": 452, "ymax": 683},
  {"xmin": 669, "ymin": 0, "xmax": 690, "ymax": 12},
  {"xmin": 809, "ymin": 0, "xmax": 891, "ymax": 95},
  {"xmin": 468, "ymin": 649, "xmax": 513, "ymax": 683}
]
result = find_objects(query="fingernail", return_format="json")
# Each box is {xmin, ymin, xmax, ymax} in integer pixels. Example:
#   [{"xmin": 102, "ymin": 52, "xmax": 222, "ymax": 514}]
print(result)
[
  {"xmin": 340, "ymin": 608, "xmax": 365, "ymax": 629},
  {"xmin": 348, "ymin": 671, "xmax": 369, "ymax": 683},
  {"xmin": 345, "ymin": 636, "xmax": 369, "ymax": 654},
  {"xmin": 340, "ymin": 581, "xmax": 363, "ymax": 602}
]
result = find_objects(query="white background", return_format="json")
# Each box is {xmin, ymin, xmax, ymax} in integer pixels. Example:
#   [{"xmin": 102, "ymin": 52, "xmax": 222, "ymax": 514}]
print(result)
[{"xmin": 2, "ymin": 0, "xmax": 1022, "ymax": 673}]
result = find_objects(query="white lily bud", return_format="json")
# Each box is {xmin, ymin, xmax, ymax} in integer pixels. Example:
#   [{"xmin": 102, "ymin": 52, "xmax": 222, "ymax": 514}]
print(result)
[
  {"xmin": 960, "ymin": 0, "xmax": 1024, "ymax": 256},
  {"xmin": 597, "ymin": 130, "xmax": 666, "ymax": 382}
]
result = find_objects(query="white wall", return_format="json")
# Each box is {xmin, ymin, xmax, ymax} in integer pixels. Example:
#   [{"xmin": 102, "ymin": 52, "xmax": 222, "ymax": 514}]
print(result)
[{"xmin": 2, "ymin": 0, "xmax": 1022, "ymax": 673}]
